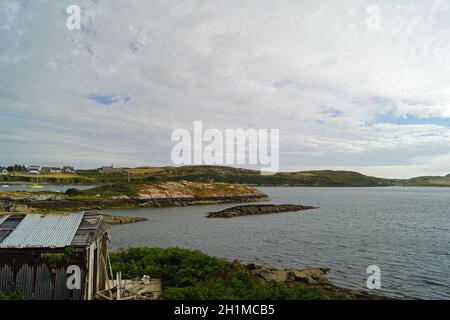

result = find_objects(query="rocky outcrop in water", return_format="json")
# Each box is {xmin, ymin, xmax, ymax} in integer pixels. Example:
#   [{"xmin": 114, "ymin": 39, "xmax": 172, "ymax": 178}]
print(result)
[
  {"xmin": 207, "ymin": 204, "xmax": 318, "ymax": 218},
  {"xmin": 238, "ymin": 262, "xmax": 387, "ymax": 300},
  {"xmin": 244, "ymin": 264, "xmax": 331, "ymax": 285},
  {"xmin": 0, "ymin": 182, "xmax": 270, "ymax": 213}
]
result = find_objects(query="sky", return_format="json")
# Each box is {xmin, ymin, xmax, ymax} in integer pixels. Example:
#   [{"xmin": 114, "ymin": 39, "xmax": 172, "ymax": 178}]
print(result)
[{"xmin": 1, "ymin": 0, "xmax": 450, "ymax": 178}]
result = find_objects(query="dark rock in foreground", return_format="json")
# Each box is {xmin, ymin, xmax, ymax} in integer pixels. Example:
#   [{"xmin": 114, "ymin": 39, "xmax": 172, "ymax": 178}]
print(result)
[{"xmin": 207, "ymin": 204, "xmax": 318, "ymax": 218}]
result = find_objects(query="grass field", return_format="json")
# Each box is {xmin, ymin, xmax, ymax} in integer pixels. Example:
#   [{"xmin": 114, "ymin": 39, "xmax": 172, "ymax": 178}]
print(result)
[{"xmin": 2, "ymin": 165, "xmax": 449, "ymax": 187}]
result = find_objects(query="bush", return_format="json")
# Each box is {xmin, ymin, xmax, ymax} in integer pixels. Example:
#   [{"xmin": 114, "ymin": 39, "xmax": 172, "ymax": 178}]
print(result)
[
  {"xmin": 0, "ymin": 288, "xmax": 25, "ymax": 300},
  {"xmin": 110, "ymin": 247, "xmax": 348, "ymax": 300},
  {"xmin": 65, "ymin": 188, "xmax": 84, "ymax": 196}
]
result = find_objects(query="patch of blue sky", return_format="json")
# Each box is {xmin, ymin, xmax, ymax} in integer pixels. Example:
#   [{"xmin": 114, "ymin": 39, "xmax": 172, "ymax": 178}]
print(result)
[
  {"xmin": 0, "ymin": 111, "xmax": 22, "ymax": 119},
  {"xmin": 88, "ymin": 94, "xmax": 130, "ymax": 106},
  {"xmin": 20, "ymin": 0, "xmax": 31, "ymax": 9},
  {"xmin": 319, "ymin": 107, "xmax": 342, "ymax": 118},
  {"xmin": 272, "ymin": 79, "xmax": 303, "ymax": 89},
  {"xmin": 128, "ymin": 41, "xmax": 140, "ymax": 53},
  {"xmin": 375, "ymin": 113, "xmax": 450, "ymax": 127}
]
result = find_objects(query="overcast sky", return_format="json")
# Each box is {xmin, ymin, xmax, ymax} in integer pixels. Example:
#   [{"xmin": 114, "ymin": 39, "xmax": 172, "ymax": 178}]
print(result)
[{"xmin": 1, "ymin": 0, "xmax": 450, "ymax": 178}]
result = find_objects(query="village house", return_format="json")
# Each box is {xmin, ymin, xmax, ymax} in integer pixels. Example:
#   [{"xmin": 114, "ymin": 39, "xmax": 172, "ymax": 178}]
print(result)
[
  {"xmin": 0, "ymin": 169, "xmax": 7, "ymax": 175},
  {"xmin": 27, "ymin": 165, "xmax": 42, "ymax": 174},
  {"xmin": 63, "ymin": 166, "xmax": 75, "ymax": 173},
  {"xmin": 41, "ymin": 167, "xmax": 62, "ymax": 174},
  {"xmin": 98, "ymin": 165, "xmax": 113, "ymax": 174}
]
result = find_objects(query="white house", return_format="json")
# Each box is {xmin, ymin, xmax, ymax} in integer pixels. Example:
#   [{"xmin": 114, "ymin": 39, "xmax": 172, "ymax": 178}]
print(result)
[
  {"xmin": 27, "ymin": 166, "xmax": 42, "ymax": 174},
  {"xmin": 1, "ymin": 169, "xmax": 7, "ymax": 175},
  {"xmin": 42, "ymin": 167, "xmax": 62, "ymax": 174},
  {"xmin": 63, "ymin": 166, "xmax": 75, "ymax": 173}
]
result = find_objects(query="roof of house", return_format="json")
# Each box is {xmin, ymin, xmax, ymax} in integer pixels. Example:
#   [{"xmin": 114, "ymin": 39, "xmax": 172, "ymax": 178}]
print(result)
[{"xmin": 0, "ymin": 212, "xmax": 108, "ymax": 249}]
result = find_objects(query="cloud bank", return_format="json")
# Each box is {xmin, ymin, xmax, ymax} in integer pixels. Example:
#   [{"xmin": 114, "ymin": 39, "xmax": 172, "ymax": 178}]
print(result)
[{"xmin": 1, "ymin": 0, "xmax": 450, "ymax": 178}]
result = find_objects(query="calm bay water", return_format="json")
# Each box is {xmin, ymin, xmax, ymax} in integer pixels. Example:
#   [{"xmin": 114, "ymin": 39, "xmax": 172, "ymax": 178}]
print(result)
[{"xmin": 102, "ymin": 187, "xmax": 450, "ymax": 300}]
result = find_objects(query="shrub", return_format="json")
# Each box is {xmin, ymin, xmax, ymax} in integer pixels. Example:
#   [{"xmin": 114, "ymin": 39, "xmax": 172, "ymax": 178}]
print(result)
[{"xmin": 110, "ymin": 247, "xmax": 348, "ymax": 300}]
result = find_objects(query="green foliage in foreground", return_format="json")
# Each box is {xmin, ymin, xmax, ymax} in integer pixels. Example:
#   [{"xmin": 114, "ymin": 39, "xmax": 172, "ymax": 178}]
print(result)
[
  {"xmin": 110, "ymin": 247, "xmax": 349, "ymax": 300},
  {"xmin": 0, "ymin": 288, "xmax": 25, "ymax": 300}
]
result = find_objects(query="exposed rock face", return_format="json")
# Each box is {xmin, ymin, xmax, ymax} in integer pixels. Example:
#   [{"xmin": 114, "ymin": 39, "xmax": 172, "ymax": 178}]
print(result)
[
  {"xmin": 207, "ymin": 204, "xmax": 318, "ymax": 218},
  {"xmin": 137, "ymin": 181, "xmax": 267, "ymax": 200},
  {"xmin": 245, "ymin": 264, "xmax": 331, "ymax": 285},
  {"xmin": 102, "ymin": 214, "xmax": 148, "ymax": 225},
  {"xmin": 241, "ymin": 263, "xmax": 387, "ymax": 300},
  {"xmin": 0, "ymin": 200, "xmax": 32, "ymax": 213},
  {"xmin": 0, "ymin": 182, "xmax": 270, "ymax": 213},
  {"xmin": 0, "ymin": 212, "xmax": 147, "ymax": 225}
]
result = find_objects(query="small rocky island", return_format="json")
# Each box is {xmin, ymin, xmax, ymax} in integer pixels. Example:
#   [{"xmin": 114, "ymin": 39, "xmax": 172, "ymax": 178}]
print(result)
[
  {"xmin": 207, "ymin": 204, "xmax": 318, "ymax": 218},
  {"xmin": 0, "ymin": 182, "xmax": 270, "ymax": 224}
]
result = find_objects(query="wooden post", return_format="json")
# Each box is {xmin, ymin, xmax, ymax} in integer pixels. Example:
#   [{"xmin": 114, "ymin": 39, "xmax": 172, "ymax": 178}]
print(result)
[
  {"xmin": 116, "ymin": 272, "xmax": 121, "ymax": 300},
  {"xmin": 87, "ymin": 242, "xmax": 95, "ymax": 300},
  {"xmin": 96, "ymin": 240, "xmax": 100, "ymax": 292}
]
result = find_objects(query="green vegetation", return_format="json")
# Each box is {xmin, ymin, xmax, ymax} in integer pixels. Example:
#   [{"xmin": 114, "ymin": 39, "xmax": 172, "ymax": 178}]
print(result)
[
  {"xmin": 0, "ymin": 165, "xmax": 394, "ymax": 186},
  {"xmin": 403, "ymin": 176, "xmax": 450, "ymax": 187},
  {"xmin": 72, "ymin": 166, "xmax": 396, "ymax": 187},
  {"xmin": 0, "ymin": 287, "xmax": 24, "ymax": 300},
  {"xmin": 110, "ymin": 247, "xmax": 350, "ymax": 300},
  {"xmin": 134, "ymin": 166, "xmax": 394, "ymax": 186},
  {"xmin": 66, "ymin": 183, "xmax": 140, "ymax": 200},
  {"xmin": 5, "ymin": 164, "xmax": 450, "ymax": 187},
  {"xmin": 0, "ymin": 172, "xmax": 94, "ymax": 184}
]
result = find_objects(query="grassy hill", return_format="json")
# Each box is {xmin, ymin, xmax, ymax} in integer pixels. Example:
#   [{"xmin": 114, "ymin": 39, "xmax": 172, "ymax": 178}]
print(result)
[
  {"xmin": 0, "ymin": 172, "xmax": 94, "ymax": 184},
  {"xmin": 1, "ymin": 165, "xmax": 396, "ymax": 187},
  {"xmin": 403, "ymin": 176, "xmax": 450, "ymax": 187},
  {"xmin": 123, "ymin": 166, "xmax": 394, "ymax": 187},
  {"xmin": 6, "ymin": 165, "xmax": 450, "ymax": 187}
]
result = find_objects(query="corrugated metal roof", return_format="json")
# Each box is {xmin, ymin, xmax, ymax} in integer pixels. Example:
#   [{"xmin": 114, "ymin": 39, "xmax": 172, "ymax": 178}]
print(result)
[
  {"xmin": 0, "ymin": 213, "xmax": 84, "ymax": 249},
  {"xmin": 0, "ymin": 215, "xmax": 10, "ymax": 227}
]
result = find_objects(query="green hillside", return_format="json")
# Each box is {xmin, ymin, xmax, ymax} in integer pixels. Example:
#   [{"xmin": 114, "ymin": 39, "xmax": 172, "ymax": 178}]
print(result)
[
  {"xmin": 1, "ymin": 165, "xmax": 396, "ymax": 187},
  {"xmin": 403, "ymin": 176, "xmax": 450, "ymax": 187},
  {"xmin": 116, "ymin": 166, "xmax": 395, "ymax": 187}
]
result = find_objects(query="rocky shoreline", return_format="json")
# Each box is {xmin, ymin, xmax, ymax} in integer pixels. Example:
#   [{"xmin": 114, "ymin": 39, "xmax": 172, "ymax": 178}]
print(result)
[
  {"xmin": 0, "ymin": 181, "xmax": 269, "ymax": 213},
  {"xmin": 207, "ymin": 204, "xmax": 318, "ymax": 218},
  {"xmin": 0, "ymin": 211, "xmax": 148, "ymax": 225},
  {"xmin": 0, "ymin": 194, "xmax": 269, "ymax": 213},
  {"xmin": 237, "ymin": 261, "xmax": 387, "ymax": 300}
]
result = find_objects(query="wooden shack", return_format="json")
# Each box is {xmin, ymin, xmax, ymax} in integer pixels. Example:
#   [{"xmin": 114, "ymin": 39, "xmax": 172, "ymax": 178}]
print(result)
[{"xmin": 0, "ymin": 212, "xmax": 109, "ymax": 300}]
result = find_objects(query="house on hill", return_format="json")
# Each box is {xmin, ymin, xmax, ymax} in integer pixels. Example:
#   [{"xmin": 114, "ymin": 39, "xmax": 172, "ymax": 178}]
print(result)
[
  {"xmin": 63, "ymin": 166, "xmax": 75, "ymax": 173},
  {"xmin": 98, "ymin": 165, "xmax": 113, "ymax": 174},
  {"xmin": 27, "ymin": 166, "xmax": 42, "ymax": 174},
  {"xmin": 41, "ymin": 167, "xmax": 62, "ymax": 174}
]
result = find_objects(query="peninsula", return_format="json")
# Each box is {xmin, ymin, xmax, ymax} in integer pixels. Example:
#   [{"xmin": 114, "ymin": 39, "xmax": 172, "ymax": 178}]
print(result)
[{"xmin": 0, "ymin": 181, "xmax": 269, "ymax": 214}]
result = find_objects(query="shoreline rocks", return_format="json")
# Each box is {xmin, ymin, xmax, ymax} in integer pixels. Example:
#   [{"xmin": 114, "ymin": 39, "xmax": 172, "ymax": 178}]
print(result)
[
  {"xmin": 246, "ymin": 264, "xmax": 331, "ymax": 285},
  {"xmin": 0, "ymin": 182, "xmax": 270, "ymax": 214},
  {"xmin": 207, "ymin": 204, "xmax": 318, "ymax": 218},
  {"xmin": 0, "ymin": 212, "xmax": 148, "ymax": 225},
  {"xmin": 0, "ymin": 194, "xmax": 270, "ymax": 213},
  {"xmin": 239, "ymin": 262, "xmax": 387, "ymax": 300}
]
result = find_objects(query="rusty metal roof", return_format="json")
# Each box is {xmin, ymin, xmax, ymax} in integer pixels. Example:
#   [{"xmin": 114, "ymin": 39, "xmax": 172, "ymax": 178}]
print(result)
[{"xmin": 0, "ymin": 213, "xmax": 84, "ymax": 249}]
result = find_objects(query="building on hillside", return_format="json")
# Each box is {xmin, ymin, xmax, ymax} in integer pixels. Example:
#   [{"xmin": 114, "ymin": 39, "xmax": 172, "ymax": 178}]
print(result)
[
  {"xmin": 27, "ymin": 166, "xmax": 42, "ymax": 174},
  {"xmin": 41, "ymin": 167, "xmax": 62, "ymax": 174},
  {"xmin": 63, "ymin": 166, "xmax": 75, "ymax": 173},
  {"xmin": 0, "ymin": 212, "xmax": 109, "ymax": 300},
  {"xmin": 98, "ymin": 165, "xmax": 113, "ymax": 174},
  {"xmin": 0, "ymin": 169, "xmax": 7, "ymax": 175}
]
